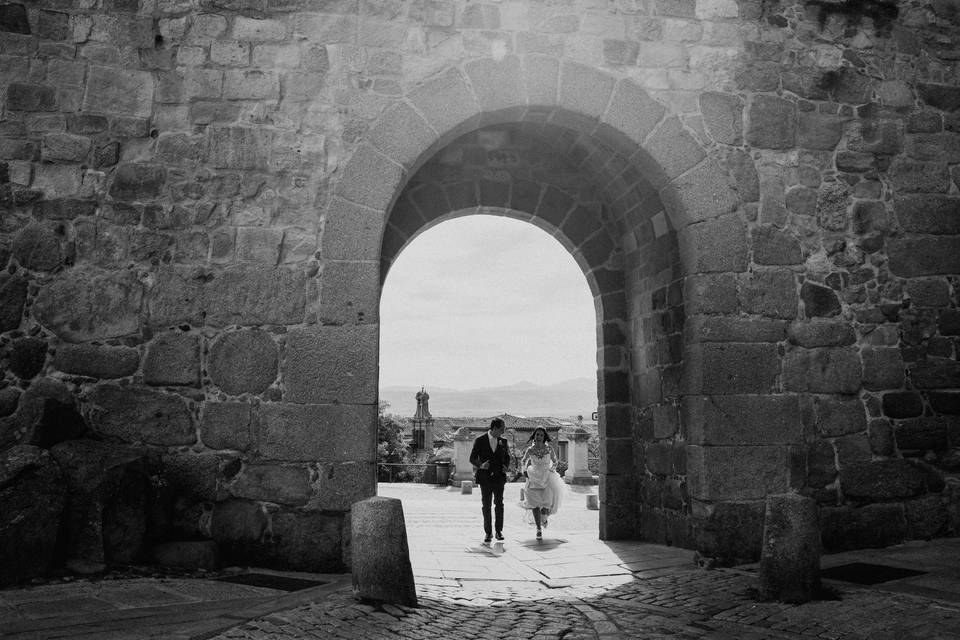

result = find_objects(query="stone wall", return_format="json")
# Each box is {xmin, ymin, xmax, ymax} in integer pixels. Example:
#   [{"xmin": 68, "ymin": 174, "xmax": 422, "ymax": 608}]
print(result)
[{"xmin": 1, "ymin": 0, "xmax": 959, "ymax": 576}]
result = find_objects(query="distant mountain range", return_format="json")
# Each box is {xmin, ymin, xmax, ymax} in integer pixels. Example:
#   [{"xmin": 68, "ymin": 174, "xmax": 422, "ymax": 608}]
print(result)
[{"xmin": 379, "ymin": 378, "xmax": 598, "ymax": 418}]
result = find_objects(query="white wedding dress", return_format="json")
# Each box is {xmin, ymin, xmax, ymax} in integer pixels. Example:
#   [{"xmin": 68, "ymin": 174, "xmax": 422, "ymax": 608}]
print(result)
[{"xmin": 518, "ymin": 448, "xmax": 564, "ymax": 526}]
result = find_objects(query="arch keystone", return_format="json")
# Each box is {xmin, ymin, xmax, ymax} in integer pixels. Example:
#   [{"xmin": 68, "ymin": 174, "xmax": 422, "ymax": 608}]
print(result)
[
  {"xmin": 465, "ymin": 56, "xmax": 522, "ymax": 116},
  {"xmin": 521, "ymin": 54, "xmax": 559, "ymax": 107}
]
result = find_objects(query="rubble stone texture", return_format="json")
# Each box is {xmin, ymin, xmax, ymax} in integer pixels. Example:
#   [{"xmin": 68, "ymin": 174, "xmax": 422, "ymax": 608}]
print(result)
[{"xmin": 0, "ymin": 0, "xmax": 959, "ymax": 576}]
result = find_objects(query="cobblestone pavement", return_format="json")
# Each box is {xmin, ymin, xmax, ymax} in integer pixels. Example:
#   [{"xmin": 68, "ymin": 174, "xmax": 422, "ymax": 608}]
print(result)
[{"xmin": 208, "ymin": 483, "xmax": 960, "ymax": 640}]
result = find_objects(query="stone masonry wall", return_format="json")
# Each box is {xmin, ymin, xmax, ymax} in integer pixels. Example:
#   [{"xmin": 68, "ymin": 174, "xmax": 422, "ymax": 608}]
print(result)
[{"xmin": 1, "ymin": 0, "xmax": 959, "ymax": 575}]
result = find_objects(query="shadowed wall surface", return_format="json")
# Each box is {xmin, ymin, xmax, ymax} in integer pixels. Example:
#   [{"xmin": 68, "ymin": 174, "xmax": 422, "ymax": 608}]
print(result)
[{"xmin": 1, "ymin": 0, "xmax": 959, "ymax": 579}]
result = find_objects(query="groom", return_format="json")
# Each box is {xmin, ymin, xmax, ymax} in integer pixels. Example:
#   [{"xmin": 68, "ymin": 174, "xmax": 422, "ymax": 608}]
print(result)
[{"xmin": 469, "ymin": 417, "xmax": 510, "ymax": 543}]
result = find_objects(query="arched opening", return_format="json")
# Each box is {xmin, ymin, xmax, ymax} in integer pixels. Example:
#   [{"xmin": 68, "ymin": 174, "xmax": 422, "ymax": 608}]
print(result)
[{"xmin": 377, "ymin": 120, "xmax": 684, "ymax": 541}]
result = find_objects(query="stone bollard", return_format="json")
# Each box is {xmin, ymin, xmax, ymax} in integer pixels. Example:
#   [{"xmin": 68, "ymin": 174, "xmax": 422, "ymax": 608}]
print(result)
[
  {"xmin": 461, "ymin": 480, "xmax": 473, "ymax": 494},
  {"xmin": 586, "ymin": 494, "xmax": 599, "ymax": 510},
  {"xmin": 351, "ymin": 496, "xmax": 417, "ymax": 606},
  {"xmin": 757, "ymin": 493, "xmax": 821, "ymax": 604}
]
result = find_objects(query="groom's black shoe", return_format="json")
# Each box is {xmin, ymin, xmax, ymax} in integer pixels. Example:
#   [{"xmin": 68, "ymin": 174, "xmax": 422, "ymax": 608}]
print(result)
[
  {"xmin": 484, "ymin": 535, "xmax": 492, "ymax": 543},
  {"xmin": 495, "ymin": 532, "xmax": 504, "ymax": 541}
]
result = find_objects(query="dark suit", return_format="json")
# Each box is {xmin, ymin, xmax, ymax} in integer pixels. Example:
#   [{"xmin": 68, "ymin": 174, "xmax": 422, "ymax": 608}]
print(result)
[{"xmin": 469, "ymin": 432, "xmax": 510, "ymax": 536}]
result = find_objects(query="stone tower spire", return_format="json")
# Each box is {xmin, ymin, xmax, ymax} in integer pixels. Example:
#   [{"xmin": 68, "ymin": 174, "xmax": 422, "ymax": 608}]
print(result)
[{"xmin": 411, "ymin": 387, "xmax": 434, "ymax": 451}]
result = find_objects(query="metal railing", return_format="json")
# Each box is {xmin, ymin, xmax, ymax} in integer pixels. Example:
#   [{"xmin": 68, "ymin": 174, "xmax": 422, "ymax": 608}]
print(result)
[{"xmin": 377, "ymin": 462, "xmax": 439, "ymax": 483}]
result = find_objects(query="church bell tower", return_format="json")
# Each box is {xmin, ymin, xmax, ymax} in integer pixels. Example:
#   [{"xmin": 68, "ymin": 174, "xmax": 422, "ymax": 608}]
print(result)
[{"xmin": 411, "ymin": 387, "xmax": 434, "ymax": 452}]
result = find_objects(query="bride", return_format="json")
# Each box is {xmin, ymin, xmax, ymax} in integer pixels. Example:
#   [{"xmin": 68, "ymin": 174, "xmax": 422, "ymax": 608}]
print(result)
[{"xmin": 518, "ymin": 427, "xmax": 564, "ymax": 539}]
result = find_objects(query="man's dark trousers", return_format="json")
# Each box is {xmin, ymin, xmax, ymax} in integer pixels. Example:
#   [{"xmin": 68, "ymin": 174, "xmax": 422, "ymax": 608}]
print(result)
[{"xmin": 480, "ymin": 476, "xmax": 506, "ymax": 536}]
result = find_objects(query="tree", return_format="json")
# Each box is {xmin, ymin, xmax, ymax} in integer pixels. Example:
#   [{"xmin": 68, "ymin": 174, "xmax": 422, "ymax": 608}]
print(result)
[{"xmin": 377, "ymin": 402, "xmax": 408, "ymax": 465}]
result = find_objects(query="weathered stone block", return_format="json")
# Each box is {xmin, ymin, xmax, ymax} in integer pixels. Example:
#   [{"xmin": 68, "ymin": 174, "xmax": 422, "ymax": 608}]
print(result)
[
  {"xmin": 559, "ymin": 60, "xmax": 616, "ymax": 121},
  {"xmin": 206, "ymin": 126, "xmax": 272, "ymax": 170},
  {"xmin": 725, "ymin": 148, "xmax": 759, "ymax": 202},
  {"xmin": 34, "ymin": 268, "xmax": 142, "ymax": 342},
  {"xmin": 685, "ymin": 394, "xmax": 802, "ymax": 445},
  {"xmin": 646, "ymin": 116, "xmax": 706, "ymax": 180},
  {"xmin": 200, "ymin": 402, "xmax": 258, "ymax": 452},
  {"xmin": 841, "ymin": 460, "xmax": 926, "ymax": 501},
  {"xmin": 909, "ymin": 359, "xmax": 960, "ymax": 389},
  {"xmin": 160, "ymin": 452, "xmax": 220, "ymax": 502},
  {"xmin": 407, "ymin": 68, "xmax": 479, "ymax": 139},
  {"xmin": 882, "ymin": 392, "xmax": 924, "ymax": 419},
  {"xmin": 787, "ymin": 319, "xmax": 856, "ymax": 348},
  {"xmin": 228, "ymin": 463, "xmax": 311, "ymax": 505},
  {"xmin": 208, "ymin": 330, "xmax": 279, "ymax": 395},
  {"xmin": 695, "ymin": 500, "xmax": 765, "ymax": 565},
  {"xmin": 816, "ymin": 181, "xmax": 850, "ymax": 232},
  {"xmin": 895, "ymin": 417, "xmax": 951, "ymax": 451},
  {"xmin": 688, "ymin": 445, "xmax": 790, "ymax": 500},
  {"xmin": 752, "ymin": 226, "xmax": 802, "ymax": 265},
  {"xmin": 83, "ymin": 66, "xmax": 154, "ymax": 117},
  {"xmin": 662, "ymin": 158, "xmax": 739, "ymax": 226},
  {"xmin": 283, "ymin": 326, "xmax": 377, "ymax": 404},
  {"xmin": 109, "ymin": 163, "xmax": 166, "ymax": 201},
  {"xmin": 757, "ymin": 493, "xmax": 821, "ymax": 603},
  {"xmin": 209, "ymin": 499, "xmax": 266, "ymax": 543},
  {"xmin": 41, "ymin": 133, "xmax": 91, "ymax": 163},
  {"xmin": 918, "ymin": 82, "xmax": 960, "ymax": 111},
  {"xmin": 148, "ymin": 265, "xmax": 306, "ymax": 328},
  {"xmin": 798, "ymin": 112, "xmax": 842, "ymax": 150},
  {"xmin": 315, "ymin": 461, "xmax": 376, "ymax": 511},
  {"xmin": 889, "ymin": 236, "xmax": 960, "ymax": 277},
  {"xmin": 86, "ymin": 384, "xmax": 195, "ymax": 446},
  {"xmin": 333, "ymin": 143, "xmax": 403, "ymax": 212},
  {"xmin": 0, "ymin": 273, "xmax": 27, "ymax": 332},
  {"xmin": 367, "ymin": 102, "xmax": 435, "ymax": 170},
  {"xmin": 258, "ymin": 403, "xmax": 376, "ymax": 462},
  {"xmin": 8, "ymin": 337, "xmax": 47, "ymax": 380},
  {"xmin": 930, "ymin": 391, "xmax": 960, "ymax": 415},
  {"xmin": 700, "ymin": 91, "xmax": 743, "ymax": 144},
  {"xmin": 683, "ymin": 343, "xmax": 780, "ymax": 394},
  {"xmin": 905, "ymin": 495, "xmax": 948, "ymax": 540},
  {"xmin": 34, "ymin": 198, "xmax": 97, "ymax": 220},
  {"xmin": 268, "ymin": 509, "xmax": 345, "ymax": 572},
  {"xmin": 6, "ymin": 82, "xmax": 57, "ymax": 111},
  {"xmin": 889, "ymin": 158, "xmax": 950, "ymax": 193},
  {"xmin": 813, "ymin": 396, "xmax": 866, "ymax": 437},
  {"xmin": 783, "ymin": 348, "xmax": 861, "ymax": 394},
  {"xmin": 801, "ymin": 281, "xmax": 841, "ymax": 318},
  {"xmin": 465, "ymin": 55, "xmax": 521, "ymax": 115},
  {"xmin": 352, "ymin": 497, "xmax": 417, "ymax": 605},
  {"xmin": 223, "ymin": 69, "xmax": 279, "ymax": 100},
  {"xmin": 821, "ymin": 503, "xmax": 906, "ymax": 551},
  {"xmin": 319, "ymin": 260, "xmax": 379, "ymax": 326},
  {"xmin": 679, "ymin": 213, "xmax": 748, "ymax": 273},
  {"xmin": 143, "ymin": 332, "xmax": 200, "ymax": 387},
  {"xmin": 684, "ymin": 273, "xmax": 738, "ymax": 315},
  {"xmin": 0, "ymin": 4, "xmax": 30, "ymax": 34},
  {"xmin": 12, "ymin": 222, "xmax": 64, "ymax": 272},
  {"xmin": 895, "ymin": 195, "xmax": 960, "ymax": 235},
  {"xmin": 0, "ymin": 445, "xmax": 66, "ymax": 587},
  {"xmin": 740, "ymin": 269, "xmax": 797, "ymax": 319},
  {"xmin": 746, "ymin": 95, "xmax": 796, "ymax": 149},
  {"xmin": 836, "ymin": 150, "xmax": 874, "ymax": 172}
]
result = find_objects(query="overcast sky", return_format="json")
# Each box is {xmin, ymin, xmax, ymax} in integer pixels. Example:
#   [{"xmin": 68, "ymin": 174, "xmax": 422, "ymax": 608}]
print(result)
[{"xmin": 378, "ymin": 214, "xmax": 598, "ymax": 391}]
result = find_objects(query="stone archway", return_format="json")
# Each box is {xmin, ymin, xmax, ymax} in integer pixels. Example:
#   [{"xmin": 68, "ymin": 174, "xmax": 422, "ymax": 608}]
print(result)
[{"xmin": 324, "ymin": 56, "xmax": 747, "ymax": 547}]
